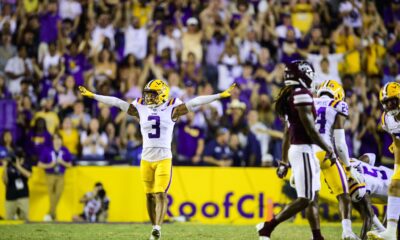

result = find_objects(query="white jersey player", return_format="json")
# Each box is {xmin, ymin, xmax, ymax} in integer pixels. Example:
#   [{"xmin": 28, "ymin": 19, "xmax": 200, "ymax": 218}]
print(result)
[
  {"xmin": 313, "ymin": 80, "xmax": 361, "ymax": 240},
  {"xmin": 79, "ymin": 80, "xmax": 236, "ymax": 240},
  {"xmin": 368, "ymin": 82, "xmax": 400, "ymax": 240},
  {"xmin": 350, "ymin": 155, "xmax": 393, "ymax": 201},
  {"xmin": 348, "ymin": 154, "xmax": 389, "ymax": 239}
]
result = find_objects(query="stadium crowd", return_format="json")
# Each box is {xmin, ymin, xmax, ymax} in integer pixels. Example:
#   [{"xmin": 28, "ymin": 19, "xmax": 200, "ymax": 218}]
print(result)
[{"xmin": 0, "ymin": 0, "xmax": 399, "ymax": 168}]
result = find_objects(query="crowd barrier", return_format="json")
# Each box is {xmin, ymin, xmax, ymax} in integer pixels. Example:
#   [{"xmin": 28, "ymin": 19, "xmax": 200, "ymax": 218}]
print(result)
[{"xmin": 0, "ymin": 166, "xmax": 385, "ymax": 224}]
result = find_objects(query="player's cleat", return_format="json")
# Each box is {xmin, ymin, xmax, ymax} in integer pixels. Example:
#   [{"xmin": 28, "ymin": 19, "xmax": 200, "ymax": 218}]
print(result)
[
  {"xmin": 342, "ymin": 230, "xmax": 360, "ymax": 240},
  {"xmin": 43, "ymin": 214, "xmax": 53, "ymax": 222},
  {"xmin": 256, "ymin": 221, "xmax": 275, "ymax": 240},
  {"xmin": 367, "ymin": 230, "xmax": 396, "ymax": 240},
  {"xmin": 149, "ymin": 228, "xmax": 161, "ymax": 240}
]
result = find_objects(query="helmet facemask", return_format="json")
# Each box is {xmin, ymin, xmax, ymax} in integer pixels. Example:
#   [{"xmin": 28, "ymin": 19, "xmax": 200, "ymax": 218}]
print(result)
[{"xmin": 382, "ymin": 97, "xmax": 400, "ymax": 116}]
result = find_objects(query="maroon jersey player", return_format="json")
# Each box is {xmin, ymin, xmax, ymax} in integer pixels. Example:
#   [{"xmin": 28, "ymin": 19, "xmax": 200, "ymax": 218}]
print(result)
[{"xmin": 256, "ymin": 60, "xmax": 335, "ymax": 240}]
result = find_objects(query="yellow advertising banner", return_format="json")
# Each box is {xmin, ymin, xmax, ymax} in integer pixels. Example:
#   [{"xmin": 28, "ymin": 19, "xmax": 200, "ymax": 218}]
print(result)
[{"xmin": 0, "ymin": 166, "xmax": 385, "ymax": 224}]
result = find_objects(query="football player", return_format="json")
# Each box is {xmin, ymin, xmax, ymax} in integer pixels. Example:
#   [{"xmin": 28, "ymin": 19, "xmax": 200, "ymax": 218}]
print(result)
[
  {"xmin": 368, "ymin": 82, "xmax": 400, "ymax": 240},
  {"xmin": 79, "ymin": 80, "xmax": 235, "ymax": 240},
  {"xmin": 349, "ymin": 153, "xmax": 391, "ymax": 239},
  {"xmin": 311, "ymin": 80, "xmax": 361, "ymax": 239},
  {"xmin": 257, "ymin": 60, "xmax": 336, "ymax": 240}
]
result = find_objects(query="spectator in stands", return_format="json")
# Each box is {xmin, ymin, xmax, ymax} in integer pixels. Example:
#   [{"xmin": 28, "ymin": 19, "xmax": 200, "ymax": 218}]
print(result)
[
  {"xmin": 39, "ymin": 133, "xmax": 72, "ymax": 221},
  {"xmin": 120, "ymin": 121, "xmax": 142, "ymax": 165},
  {"xmin": 58, "ymin": 75, "xmax": 78, "ymax": 117},
  {"xmin": 218, "ymin": 42, "xmax": 241, "ymax": 91},
  {"xmin": 175, "ymin": 111, "xmax": 205, "ymax": 166},
  {"xmin": 80, "ymin": 118, "xmax": 108, "ymax": 160},
  {"xmin": 0, "ymin": 74, "xmax": 11, "ymax": 99},
  {"xmin": 73, "ymin": 182, "xmax": 110, "ymax": 222},
  {"xmin": 203, "ymin": 127, "xmax": 233, "ymax": 167},
  {"xmin": 62, "ymin": 41, "xmax": 90, "ymax": 87},
  {"xmin": 27, "ymin": 117, "xmax": 52, "ymax": 164},
  {"xmin": 59, "ymin": 117, "xmax": 79, "ymax": 159},
  {"xmin": 4, "ymin": 45, "xmax": 33, "ymax": 96},
  {"xmin": 123, "ymin": 14, "xmax": 148, "ymax": 61},
  {"xmin": 91, "ymin": 49, "xmax": 117, "ymax": 88},
  {"xmin": 229, "ymin": 133, "xmax": 245, "ymax": 167},
  {"xmin": 69, "ymin": 100, "xmax": 91, "ymax": 130},
  {"xmin": 1, "ymin": 147, "xmax": 31, "ymax": 221},
  {"xmin": 248, "ymin": 110, "xmax": 283, "ymax": 166},
  {"xmin": 104, "ymin": 122, "xmax": 119, "ymax": 160},
  {"xmin": 32, "ymin": 98, "xmax": 60, "ymax": 135},
  {"xmin": 179, "ymin": 17, "xmax": 203, "ymax": 64},
  {"xmin": 0, "ymin": 32, "xmax": 16, "ymax": 74}
]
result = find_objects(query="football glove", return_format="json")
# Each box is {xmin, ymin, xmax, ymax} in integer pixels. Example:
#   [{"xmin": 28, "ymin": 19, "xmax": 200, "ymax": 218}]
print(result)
[
  {"xmin": 219, "ymin": 83, "xmax": 236, "ymax": 98},
  {"xmin": 277, "ymin": 161, "xmax": 289, "ymax": 179},
  {"xmin": 347, "ymin": 166, "xmax": 365, "ymax": 184},
  {"xmin": 79, "ymin": 86, "xmax": 95, "ymax": 98},
  {"xmin": 323, "ymin": 150, "xmax": 337, "ymax": 167}
]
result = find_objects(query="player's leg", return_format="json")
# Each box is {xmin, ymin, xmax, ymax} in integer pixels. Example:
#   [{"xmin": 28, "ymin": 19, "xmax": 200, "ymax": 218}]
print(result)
[
  {"xmin": 257, "ymin": 145, "xmax": 317, "ymax": 239},
  {"xmin": 318, "ymin": 150, "xmax": 359, "ymax": 239},
  {"xmin": 140, "ymin": 160, "xmax": 156, "ymax": 225},
  {"xmin": 149, "ymin": 159, "xmax": 172, "ymax": 239},
  {"xmin": 154, "ymin": 159, "xmax": 172, "ymax": 225},
  {"xmin": 368, "ymin": 172, "xmax": 400, "ymax": 240},
  {"xmin": 352, "ymin": 194, "xmax": 374, "ymax": 239},
  {"xmin": 306, "ymin": 192, "xmax": 324, "ymax": 240}
]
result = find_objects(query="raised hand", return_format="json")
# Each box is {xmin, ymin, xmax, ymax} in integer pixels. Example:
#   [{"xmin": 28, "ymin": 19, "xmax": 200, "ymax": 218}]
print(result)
[
  {"xmin": 79, "ymin": 86, "xmax": 95, "ymax": 98},
  {"xmin": 220, "ymin": 83, "xmax": 237, "ymax": 98}
]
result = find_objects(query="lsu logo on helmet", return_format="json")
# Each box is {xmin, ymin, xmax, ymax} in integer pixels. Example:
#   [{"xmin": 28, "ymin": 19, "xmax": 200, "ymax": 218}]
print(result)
[
  {"xmin": 143, "ymin": 79, "xmax": 170, "ymax": 105},
  {"xmin": 380, "ymin": 82, "xmax": 400, "ymax": 116},
  {"xmin": 317, "ymin": 80, "xmax": 345, "ymax": 101}
]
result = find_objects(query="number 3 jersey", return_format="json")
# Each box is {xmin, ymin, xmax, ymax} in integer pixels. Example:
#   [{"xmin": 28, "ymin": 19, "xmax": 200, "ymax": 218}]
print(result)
[
  {"xmin": 313, "ymin": 96, "xmax": 349, "ymax": 148},
  {"xmin": 350, "ymin": 158, "xmax": 393, "ymax": 200},
  {"xmin": 132, "ymin": 97, "xmax": 183, "ymax": 161}
]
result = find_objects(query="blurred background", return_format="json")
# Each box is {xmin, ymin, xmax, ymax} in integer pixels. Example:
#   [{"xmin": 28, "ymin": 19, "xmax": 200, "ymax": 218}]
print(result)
[{"xmin": 0, "ymin": 0, "xmax": 398, "ymax": 224}]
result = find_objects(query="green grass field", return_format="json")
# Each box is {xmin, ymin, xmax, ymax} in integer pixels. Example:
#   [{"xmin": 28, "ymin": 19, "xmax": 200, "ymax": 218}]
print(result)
[{"xmin": 0, "ymin": 222, "xmax": 362, "ymax": 240}]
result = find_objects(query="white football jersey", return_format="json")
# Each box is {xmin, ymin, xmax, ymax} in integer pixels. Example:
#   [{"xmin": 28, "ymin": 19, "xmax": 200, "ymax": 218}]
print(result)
[
  {"xmin": 132, "ymin": 97, "xmax": 183, "ymax": 161},
  {"xmin": 351, "ymin": 159, "xmax": 393, "ymax": 200},
  {"xmin": 313, "ymin": 96, "xmax": 349, "ymax": 148},
  {"xmin": 381, "ymin": 112, "xmax": 400, "ymax": 138}
]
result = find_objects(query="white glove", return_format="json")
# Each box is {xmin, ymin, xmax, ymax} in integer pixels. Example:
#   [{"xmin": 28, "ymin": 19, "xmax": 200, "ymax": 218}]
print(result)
[{"xmin": 349, "ymin": 166, "xmax": 364, "ymax": 184}]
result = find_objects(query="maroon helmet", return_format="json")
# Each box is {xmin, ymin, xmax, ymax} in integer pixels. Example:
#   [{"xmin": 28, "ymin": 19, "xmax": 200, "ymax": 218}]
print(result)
[{"xmin": 284, "ymin": 60, "xmax": 315, "ymax": 89}]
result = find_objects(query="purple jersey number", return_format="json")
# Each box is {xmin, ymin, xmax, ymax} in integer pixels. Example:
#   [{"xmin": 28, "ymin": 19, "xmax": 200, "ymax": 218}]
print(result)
[
  {"xmin": 148, "ymin": 115, "xmax": 161, "ymax": 138},
  {"xmin": 316, "ymin": 107, "xmax": 327, "ymax": 134},
  {"xmin": 362, "ymin": 166, "xmax": 388, "ymax": 180}
]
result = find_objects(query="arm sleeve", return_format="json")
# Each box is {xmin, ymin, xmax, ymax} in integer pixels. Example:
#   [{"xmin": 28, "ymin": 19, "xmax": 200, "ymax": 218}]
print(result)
[
  {"xmin": 185, "ymin": 94, "xmax": 220, "ymax": 112},
  {"xmin": 331, "ymin": 100, "xmax": 349, "ymax": 118},
  {"xmin": 94, "ymin": 94, "xmax": 130, "ymax": 112},
  {"xmin": 333, "ymin": 129, "xmax": 351, "ymax": 167}
]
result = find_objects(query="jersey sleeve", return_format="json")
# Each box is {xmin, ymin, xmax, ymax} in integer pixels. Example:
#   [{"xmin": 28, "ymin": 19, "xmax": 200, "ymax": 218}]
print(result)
[
  {"xmin": 292, "ymin": 89, "xmax": 314, "ymax": 106},
  {"xmin": 167, "ymin": 98, "xmax": 183, "ymax": 107},
  {"xmin": 330, "ymin": 100, "xmax": 349, "ymax": 118},
  {"xmin": 131, "ymin": 98, "xmax": 144, "ymax": 107}
]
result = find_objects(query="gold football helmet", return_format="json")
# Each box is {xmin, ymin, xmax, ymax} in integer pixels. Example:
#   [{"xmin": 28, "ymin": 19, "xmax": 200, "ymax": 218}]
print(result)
[
  {"xmin": 380, "ymin": 82, "xmax": 400, "ymax": 116},
  {"xmin": 317, "ymin": 80, "xmax": 345, "ymax": 101},
  {"xmin": 143, "ymin": 79, "xmax": 170, "ymax": 105}
]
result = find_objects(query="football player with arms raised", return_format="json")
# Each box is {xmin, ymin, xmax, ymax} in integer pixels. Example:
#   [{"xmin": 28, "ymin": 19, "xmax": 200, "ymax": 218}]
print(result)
[
  {"xmin": 368, "ymin": 82, "xmax": 400, "ymax": 240},
  {"xmin": 257, "ymin": 60, "xmax": 336, "ymax": 240},
  {"xmin": 79, "ymin": 80, "xmax": 235, "ymax": 240}
]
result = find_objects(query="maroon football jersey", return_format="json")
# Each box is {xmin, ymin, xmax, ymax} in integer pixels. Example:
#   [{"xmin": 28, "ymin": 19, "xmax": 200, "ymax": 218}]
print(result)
[{"xmin": 286, "ymin": 87, "xmax": 316, "ymax": 144}]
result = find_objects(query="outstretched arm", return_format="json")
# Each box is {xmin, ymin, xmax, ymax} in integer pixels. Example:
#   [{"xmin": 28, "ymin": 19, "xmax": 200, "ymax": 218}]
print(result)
[
  {"xmin": 79, "ymin": 86, "xmax": 139, "ymax": 118},
  {"xmin": 171, "ymin": 84, "xmax": 236, "ymax": 120}
]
